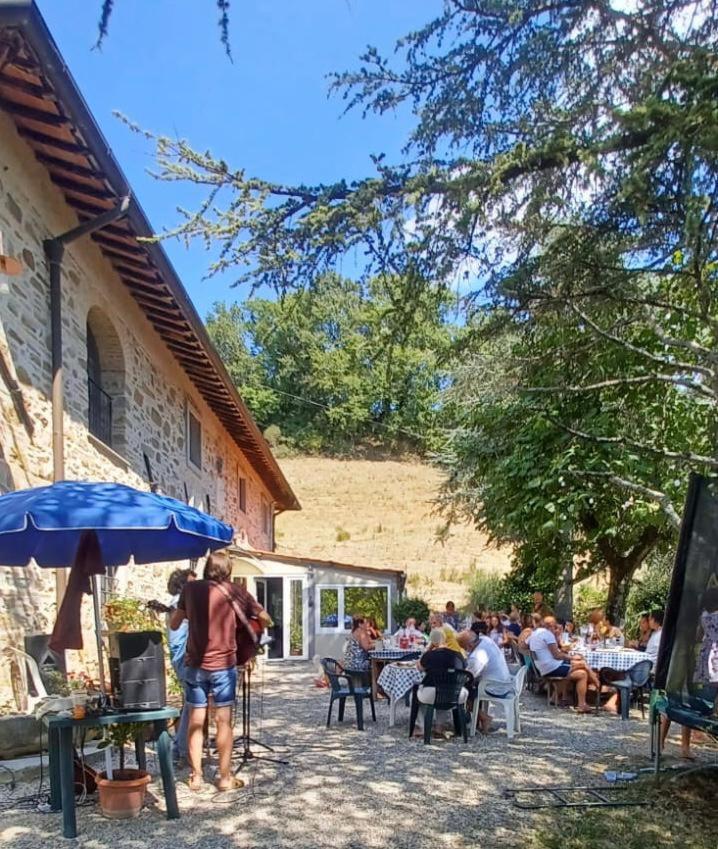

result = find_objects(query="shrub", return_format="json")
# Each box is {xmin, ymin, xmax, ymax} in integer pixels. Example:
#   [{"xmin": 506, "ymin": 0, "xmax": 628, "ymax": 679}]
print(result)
[
  {"xmin": 573, "ymin": 584, "xmax": 608, "ymax": 626},
  {"xmin": 624, "ymin": 552, "xmax": 672, "ymax": 637},
  {"xmin": 467, "ymin": 569, "xmax": 505, "ymax": 613},
  {"xmin": 263, "ymin": 424, "xmax": 282, "ymax": 447},
  {"xmin": 393, "ymin": 596, "xmax": 430, "ymax": 628},
  {"xmin": 104, "ymin": 597, "xmax": 158, "ymax": 633},
  {"xmin": 336, "ymin": 527, "xmax": 351, "ymax": 542}
]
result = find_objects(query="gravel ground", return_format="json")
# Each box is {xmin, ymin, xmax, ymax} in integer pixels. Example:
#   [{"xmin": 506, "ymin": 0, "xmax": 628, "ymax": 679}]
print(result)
[{"xmin": 1, "ymin": 661, "xmax": 715, "ymax": 849}]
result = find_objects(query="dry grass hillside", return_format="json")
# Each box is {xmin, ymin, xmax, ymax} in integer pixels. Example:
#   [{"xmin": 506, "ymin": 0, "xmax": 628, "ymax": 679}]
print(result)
[{"xmin": 275, "ymin": 456, "xmax": 512, "ymax": 607}]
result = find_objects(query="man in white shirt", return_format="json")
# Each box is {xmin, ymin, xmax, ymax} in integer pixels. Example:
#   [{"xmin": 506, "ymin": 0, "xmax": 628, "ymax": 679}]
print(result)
[
  {"xmin": 458, "ymin": 623, "xmax": 513, "ymax": 733},
  {"xmin": 645, "ymin": 609, "xmax": 663, "ymax": 668},
  {"xmin": 529, "ymin": 616, "xmax": 598, "ymax": 712}
]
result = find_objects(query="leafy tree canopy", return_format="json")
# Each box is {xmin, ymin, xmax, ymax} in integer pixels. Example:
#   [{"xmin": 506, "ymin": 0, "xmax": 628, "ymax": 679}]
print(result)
[{"xmin": 206, "ymin": 273, "xmax": 457, "ymax": 454}]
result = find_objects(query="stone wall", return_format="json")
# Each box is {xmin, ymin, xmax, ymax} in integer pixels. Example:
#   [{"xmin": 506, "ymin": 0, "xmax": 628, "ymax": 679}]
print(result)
[{"xmin": 0, "ymin": 111, "xmax": 282, "ymax": 704}]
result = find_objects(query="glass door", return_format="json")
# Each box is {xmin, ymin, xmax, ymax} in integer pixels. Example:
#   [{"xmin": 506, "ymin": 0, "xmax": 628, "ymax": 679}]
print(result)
[{"xmin": 283, "ymin": 577, "xmax": 307, "ymax": 659}]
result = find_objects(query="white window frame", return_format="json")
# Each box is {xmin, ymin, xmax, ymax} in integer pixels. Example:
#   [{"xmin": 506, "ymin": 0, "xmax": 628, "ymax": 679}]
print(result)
[
  {"xmin": 186, "ymin": 402, "xmax": 202, "ymax": 472},
  {"xmin": 315, "ymin": 583, "xmax": 391, "ymax": 634}
]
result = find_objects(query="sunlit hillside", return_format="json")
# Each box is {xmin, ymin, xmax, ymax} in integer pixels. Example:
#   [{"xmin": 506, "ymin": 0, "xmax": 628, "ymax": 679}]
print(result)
[{"xmin": 275, "ymin": 456, "xmax": 513, "ymax": 608}]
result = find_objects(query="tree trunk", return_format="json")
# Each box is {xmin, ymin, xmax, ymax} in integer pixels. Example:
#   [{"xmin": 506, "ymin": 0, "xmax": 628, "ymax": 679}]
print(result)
[
  {"xmin": 554, "ymin": 561, "xmax": 574, "ymax": 621},
  {"xmin": 605, "ymin": 560, "xmax": 636, "ymax": 625}
]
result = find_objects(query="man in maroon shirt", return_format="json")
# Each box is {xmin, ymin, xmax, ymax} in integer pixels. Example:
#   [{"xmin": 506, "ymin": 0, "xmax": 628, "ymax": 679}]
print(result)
[{"xmin": 170, "ymin": 549, "xmax": 270, "ymax": 791}]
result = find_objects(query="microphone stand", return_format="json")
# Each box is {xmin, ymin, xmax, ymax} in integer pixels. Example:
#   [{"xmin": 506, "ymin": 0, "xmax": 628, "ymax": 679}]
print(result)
[{"xmin": 233, "ymin": 661, "xmax": 288, "ymax": 772}]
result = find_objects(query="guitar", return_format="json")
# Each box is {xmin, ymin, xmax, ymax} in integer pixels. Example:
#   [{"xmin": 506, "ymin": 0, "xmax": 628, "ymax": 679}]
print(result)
[{"xmin": 146, "ymin": 599, "xmax": 174, "ymax": 615}]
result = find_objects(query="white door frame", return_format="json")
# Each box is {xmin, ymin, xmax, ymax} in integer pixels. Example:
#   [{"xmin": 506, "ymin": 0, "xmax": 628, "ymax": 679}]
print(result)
[
  {"xmin": 282, "ymin": 575, "xmax": 309, "ymax": 660},
  {"xmin": 254, "ymin": 574, "xmax": 308, "ymax": 661}
]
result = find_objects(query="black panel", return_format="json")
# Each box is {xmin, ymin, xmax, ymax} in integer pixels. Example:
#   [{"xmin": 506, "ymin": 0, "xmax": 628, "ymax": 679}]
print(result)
[
  {"xmin": 657, "ymin": 475, "xmax": 718, "ymax": 717},
  {"xmin": 108, "ymin": 630, "xmax": 166, "ymax": 710}
]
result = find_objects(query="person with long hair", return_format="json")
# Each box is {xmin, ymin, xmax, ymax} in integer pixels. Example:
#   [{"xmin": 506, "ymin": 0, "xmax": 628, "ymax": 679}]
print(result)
[
  {"xmin": 343, "ymin": 616, "xmax": 374, "ymax": 671},
  {"xmin": 488, "ymin": 613, "xmax": 505, "ymax": 647},
  {"xmin": 170, "ymin": 549, "xmax": 270, "ymax": 792}
]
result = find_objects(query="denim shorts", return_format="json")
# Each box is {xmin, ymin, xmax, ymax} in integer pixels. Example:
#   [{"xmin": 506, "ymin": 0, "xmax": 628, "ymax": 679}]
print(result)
[
  {"xmin": 184, "ymin": 665, "xmax": 237, "ymax": 708},
  {"xmin": 550, "ymin": 662, "xmax": 572, "ymax": 678}
]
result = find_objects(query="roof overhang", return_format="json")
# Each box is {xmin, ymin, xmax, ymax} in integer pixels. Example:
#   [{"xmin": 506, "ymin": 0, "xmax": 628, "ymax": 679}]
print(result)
[{"xmin": 0, "ymin": 1, "xmax": 300, "ymax": 511}]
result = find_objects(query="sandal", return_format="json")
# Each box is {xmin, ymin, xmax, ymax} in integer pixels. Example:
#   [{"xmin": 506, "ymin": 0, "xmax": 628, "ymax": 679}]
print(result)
[
  {"xmin": 188, "ymin": 774, "xmax": 204, "ymax": 792},
  {"xmin": 216, "ymin": 776, "xmax": 245, "ymax": 792}
]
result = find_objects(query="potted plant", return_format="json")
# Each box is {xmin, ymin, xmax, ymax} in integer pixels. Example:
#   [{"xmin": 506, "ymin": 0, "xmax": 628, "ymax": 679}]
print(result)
[{"xmin": 96, "ymin": 722, "xmax": 150, "ymax": 819}]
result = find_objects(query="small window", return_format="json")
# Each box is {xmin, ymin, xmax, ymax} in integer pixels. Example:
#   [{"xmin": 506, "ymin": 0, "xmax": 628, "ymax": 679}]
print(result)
[
  {"xmin": 261, "ymin": 497, "xmax": 272, "ymax": 536},
  {"xmin": 238, "ymin": 475, "xmax": 247, "ymax": 513},
  {"xmin": 318, "ymin": 588, "xmax": 339, "ymax": 629},
  {"xmin": 187, "ymin": 407, "xmax": 202, "ymax": 470}
]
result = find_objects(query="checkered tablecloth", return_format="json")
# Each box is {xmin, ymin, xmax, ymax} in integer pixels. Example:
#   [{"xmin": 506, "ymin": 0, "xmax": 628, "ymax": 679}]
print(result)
[
  {"xmin": 576, "ymin": 648, "xmax": 646, "ymax": 671},
  {"xmin": 377, "ymin": 662, "xmax": 424, "ymax": 701},
  {"xmin": 369, "ymin": 648, "xmax": 422, "ymax": 660}
]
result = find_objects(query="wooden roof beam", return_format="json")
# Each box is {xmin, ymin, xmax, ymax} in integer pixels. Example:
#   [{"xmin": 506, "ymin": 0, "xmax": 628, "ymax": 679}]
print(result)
[
  {"xmin": 0, "ymin": 94, "xmax": 67, "ymax": 125},
  {"xmin": 0, "ymin": 72, "xmax": 51, "ymax": 99},
  {"xmin": 111, "ymin": 262, "xmax": 161, "ymax": 285},
  {"xmin": 122, "ymin": 279, "xmax": 175, "ymax": 305},
  {"xmin": 17, "ymin": 124, "xmax": 89, "ymax": 155},
  {"xmin": 34, "ymin": 150, "xmax": 102, "ymax": 180}
]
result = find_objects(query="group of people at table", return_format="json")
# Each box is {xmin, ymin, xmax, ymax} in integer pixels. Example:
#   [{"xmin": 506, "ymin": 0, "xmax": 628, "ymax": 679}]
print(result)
[{"xmin": 341, "ymin": 592, "xmax": 667, "ymax": 736}]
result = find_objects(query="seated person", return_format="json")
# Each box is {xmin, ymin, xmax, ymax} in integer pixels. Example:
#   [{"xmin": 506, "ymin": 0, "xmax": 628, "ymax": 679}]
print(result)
[
  {"xmin": 444, "ymin": 601, "xmax": 461, "ymax": 630},
  {"xmin": 630, "ymin": 613, "xmax": 651, "ymax": 650},
  {"xmin": 517, "ymin": 613, "xmax": 542, "ymax": 654},
  {"xmin": 429, "ymin": 611, "xmax": 465, "ymax": 655},
  {"xmin": 644, "ymin": 609, "xmax": 663, "ymax": 668},
  {"xmin": 528, "ymin": 616, "xmax": 599, "ymax": 713},
  {"xmin": 459, "ymin": 623, "xmax": 513, "ymax": 732},
  {"xmin": 563, "ymin": 620, "xmax": 576, "ymax": 644},
  {"xmin": 505, "ymin": 610, "xmax": 522, "ymax": 638},
  {"xmin": 415, "ymin": 629, "xmax": 467, "ymax": 734},
  {"xmin": 394, "ymin": 617, "xmax": 425, "ymax": 643},
  {"xmin": 365, "ymin": 616, "xmax": 382, "ymax": 641},
  {"xmin": 488, "ymin": 614, "xmax": 506, "ymax": 647},
  {"xmin": 343, "ymin": 616, "xmax": 373, "ymax": 671}
]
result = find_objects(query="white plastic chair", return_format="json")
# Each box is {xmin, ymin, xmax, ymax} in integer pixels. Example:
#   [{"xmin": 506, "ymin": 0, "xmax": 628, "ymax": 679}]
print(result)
[
  {"xmin": 471, "ymin": 665, "xmax": 527, "ymax": 739},
  {"xmin": 5, "ymin": 647, "xmax": 48, "ymax": 713}
]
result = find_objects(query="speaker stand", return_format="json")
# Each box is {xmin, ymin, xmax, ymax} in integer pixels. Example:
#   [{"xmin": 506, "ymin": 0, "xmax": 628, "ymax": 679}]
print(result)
[{"xmin": 233, "ymin": 663, "xmax": 288, "ymax": 772}]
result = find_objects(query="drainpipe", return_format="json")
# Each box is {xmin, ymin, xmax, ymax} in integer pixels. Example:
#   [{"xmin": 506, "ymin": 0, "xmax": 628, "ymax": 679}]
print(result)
[{"xmin": 44, "ymin": 196, "xmax": 131, "ymax": 603}]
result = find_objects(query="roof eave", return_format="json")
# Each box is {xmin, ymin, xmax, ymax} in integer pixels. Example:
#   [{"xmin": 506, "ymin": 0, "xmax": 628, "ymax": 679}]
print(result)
[{"xmin": 0, "ymin": 2, "xmax": 300, "ymax": 512}]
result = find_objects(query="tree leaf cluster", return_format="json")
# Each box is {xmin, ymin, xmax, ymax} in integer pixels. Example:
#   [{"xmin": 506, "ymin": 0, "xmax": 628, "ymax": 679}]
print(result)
[{"xmin": 206, "ymin": 273, "xmax": 458, "ymax": 454}]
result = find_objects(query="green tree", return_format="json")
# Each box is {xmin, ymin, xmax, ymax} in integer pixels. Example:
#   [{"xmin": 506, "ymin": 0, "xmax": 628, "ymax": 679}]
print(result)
[
  {"xmin": 133, "ymin": 3, "xmax": 718, "ymax": 494},
  {"xmin": 206, "ymin": 273, "xmax": 456, "ymax": 453},
  {"xmin": 439, "ymin": 309, "xmax": 684, "ymax": 621}
]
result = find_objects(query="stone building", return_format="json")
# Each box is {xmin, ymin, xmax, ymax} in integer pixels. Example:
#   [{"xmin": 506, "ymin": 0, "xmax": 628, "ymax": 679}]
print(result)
[{"xmin": 0, "ymin": 2, "xmax": 299, "ymax": 702}]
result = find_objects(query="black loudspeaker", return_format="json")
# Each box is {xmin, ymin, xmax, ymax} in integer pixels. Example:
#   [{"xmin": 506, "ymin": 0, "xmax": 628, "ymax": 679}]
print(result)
[{"xmin": 108, "ymin": 631, "xmax": 166, "ymax": 710}]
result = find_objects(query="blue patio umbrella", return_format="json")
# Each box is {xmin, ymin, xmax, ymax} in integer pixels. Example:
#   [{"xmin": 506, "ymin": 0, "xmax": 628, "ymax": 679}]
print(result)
[
  {"xmin": 0, "ymin": 480, "xmax": 233, "ymax": 567},
  {"xmin": 0, "ymin": 481, "xmax": 234, "ymax": 696}
]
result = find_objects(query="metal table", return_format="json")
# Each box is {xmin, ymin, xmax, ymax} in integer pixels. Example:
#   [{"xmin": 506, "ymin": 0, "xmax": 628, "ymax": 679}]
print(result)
[{"xmin": 45, "ymin": 707, "xmax": 180, "ymax": 839}]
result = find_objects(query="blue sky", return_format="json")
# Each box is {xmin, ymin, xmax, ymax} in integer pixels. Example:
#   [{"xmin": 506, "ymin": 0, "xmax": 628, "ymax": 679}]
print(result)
[{"xmin": 39, "ymin": 1, "xmax": 433, "ymax": 317}]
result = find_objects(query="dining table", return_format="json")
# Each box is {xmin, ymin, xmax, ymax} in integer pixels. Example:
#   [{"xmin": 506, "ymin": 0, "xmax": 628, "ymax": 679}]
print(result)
[
  {"xmin": 573, "ymin": 645, "xmax": 647, "ymax": 672},
  {"xmin": 376, "ymin": 661, "xmax": 425, "ymax": 726},
  {"xmin": 368, "ymin": 647, "xmax": 425, "ymax": 701}
]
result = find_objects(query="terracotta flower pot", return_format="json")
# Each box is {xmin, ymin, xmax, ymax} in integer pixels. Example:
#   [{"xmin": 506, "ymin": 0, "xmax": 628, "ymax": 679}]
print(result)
[{"xmin": 97, "ymin": 769, "xmax": 151, "ymax": 819}]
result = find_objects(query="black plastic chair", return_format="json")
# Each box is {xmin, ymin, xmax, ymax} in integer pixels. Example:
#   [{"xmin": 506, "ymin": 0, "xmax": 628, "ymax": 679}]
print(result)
[
  {"xmin": 408, "ymin": 668, "xmax": 473, "ymax": 744},
  {"xmin": 602, "ymin": 659, "xmax": 653, "ymax": 720},
  {"xmin": 320, "ymin": 657, "xmax": 376, "ymax": 731}
]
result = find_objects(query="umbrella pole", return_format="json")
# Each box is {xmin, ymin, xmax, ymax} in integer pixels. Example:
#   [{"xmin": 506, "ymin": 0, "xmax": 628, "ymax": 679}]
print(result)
[{"xmin": 91, "ymin": 575, "xmax": 108, "ymax": 700}]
